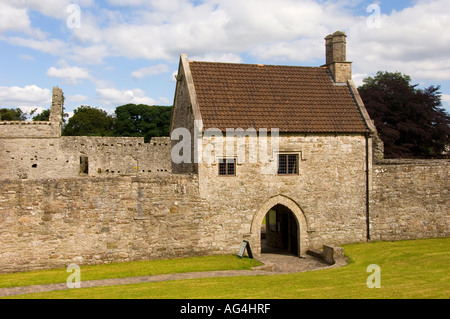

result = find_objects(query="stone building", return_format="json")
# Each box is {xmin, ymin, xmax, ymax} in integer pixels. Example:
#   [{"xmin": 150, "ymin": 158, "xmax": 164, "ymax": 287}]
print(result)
[
  {"xmin": 0, "ymin": 31, "xmax": 448, "ymax": 273},
  {"xmin": 171, "ymin": 31, "xmax": 378, "ymax": 256}
]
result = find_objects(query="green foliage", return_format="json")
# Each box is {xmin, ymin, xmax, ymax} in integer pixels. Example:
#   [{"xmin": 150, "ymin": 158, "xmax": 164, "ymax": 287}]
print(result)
[
  {"xmin": 59, "ymin": 104, "xmax": 172, "ymax": 141},
  {"xmin": 31, "ymin": 109, "xmax": 50, "ymax": 121},
  {"xmin": 358, "ymin": 71, "xmax": 450, "ymax": 158},
  {"xmin": 0, "ymin": 108, "xmax": 27, "ymax": 121},
  {"xmin": 113, "ymin": 104, "xmax": 172, "ymax": 142},
  {"xmin": 62, "ymin": 105, "xmax": 114, "ymax": 137}
]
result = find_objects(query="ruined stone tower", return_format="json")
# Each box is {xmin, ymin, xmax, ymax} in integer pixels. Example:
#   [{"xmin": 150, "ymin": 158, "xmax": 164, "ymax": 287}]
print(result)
[{"xmin": 49, "ymin": 86, "xmax": 63, "ymax": 135}]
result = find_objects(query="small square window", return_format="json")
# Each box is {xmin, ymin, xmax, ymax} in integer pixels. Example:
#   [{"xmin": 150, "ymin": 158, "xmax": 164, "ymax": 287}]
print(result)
[
  {"xmin": 218, "ymin": 158, "xmax": 236, "ymax": 176},
  {"xmin": 277, "ymin": 154, "xmax": 298, "ymax": 175}
]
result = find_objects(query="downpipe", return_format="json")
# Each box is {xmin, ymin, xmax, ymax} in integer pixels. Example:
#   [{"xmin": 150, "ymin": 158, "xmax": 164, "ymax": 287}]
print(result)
[{"xmin": 365, "ymin": 132, "xmax": 371, "ymax": 241}]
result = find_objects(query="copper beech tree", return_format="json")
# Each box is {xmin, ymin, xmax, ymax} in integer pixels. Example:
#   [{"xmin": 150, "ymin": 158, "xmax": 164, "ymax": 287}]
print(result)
[{"xmin": 358, "ymin": 71, "xmax": 450, "ymax": 158}]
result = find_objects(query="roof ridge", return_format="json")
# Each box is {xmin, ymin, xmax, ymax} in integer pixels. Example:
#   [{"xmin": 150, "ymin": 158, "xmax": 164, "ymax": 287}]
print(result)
[{"xmin": 190, "ymin": 60, "xmax": 323, "ymax": 69}]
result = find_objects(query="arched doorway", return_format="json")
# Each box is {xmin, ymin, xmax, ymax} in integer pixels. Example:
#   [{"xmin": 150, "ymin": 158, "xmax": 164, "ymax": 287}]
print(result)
[
  {"xmin": 250, "ymin": 195, "xmax": 308, "ymax": 257},
  {"xmin": 261, "ymin": 204, "xmax": 298, "ymax": 256}
]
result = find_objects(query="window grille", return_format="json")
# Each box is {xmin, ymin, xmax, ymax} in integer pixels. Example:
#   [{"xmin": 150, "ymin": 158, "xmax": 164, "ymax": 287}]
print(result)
[
  {"xmin": 278, "ymin": 154, "xmax": 298, "ymax": 175},
  {"xmin": 218, "ymin": 158, "xmax": 236, "ymax": 176}
]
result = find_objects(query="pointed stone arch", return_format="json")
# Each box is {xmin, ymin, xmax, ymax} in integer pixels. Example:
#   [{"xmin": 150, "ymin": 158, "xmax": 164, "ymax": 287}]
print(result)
[{"xmin": 250, "ymin": 194, "xmax": 309, "ymax": 256}]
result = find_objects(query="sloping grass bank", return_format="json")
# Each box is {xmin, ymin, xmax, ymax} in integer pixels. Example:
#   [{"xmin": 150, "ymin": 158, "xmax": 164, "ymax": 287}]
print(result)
[
  {"xmin": 2, "ymin": 237, "xmax": 449, "ymax": 299},
  {"xmin": 0, "ymin": 255, "xmax": 261, "ymax": 289}
]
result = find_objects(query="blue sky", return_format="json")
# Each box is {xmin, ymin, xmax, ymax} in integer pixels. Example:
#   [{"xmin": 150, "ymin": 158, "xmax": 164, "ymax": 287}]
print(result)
[{"xmin": 0, "ymin": 0, "xmax": 449, "ymax": 118}]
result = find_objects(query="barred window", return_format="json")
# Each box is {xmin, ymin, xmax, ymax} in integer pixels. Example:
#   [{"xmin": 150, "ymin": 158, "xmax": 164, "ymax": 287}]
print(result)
[
  {"xmin": 218, "ymin": 158, "xmax": 236, "ymax": 176},
  {"xmin": 277, "ymin": 154, "xmax": 298, "ymax": 175}
]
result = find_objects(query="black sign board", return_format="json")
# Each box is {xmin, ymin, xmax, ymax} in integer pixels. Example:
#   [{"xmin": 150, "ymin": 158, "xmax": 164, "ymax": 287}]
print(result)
[{"xmin": 237, "ymin": 240, "xmax": 253, "ymax": 259}]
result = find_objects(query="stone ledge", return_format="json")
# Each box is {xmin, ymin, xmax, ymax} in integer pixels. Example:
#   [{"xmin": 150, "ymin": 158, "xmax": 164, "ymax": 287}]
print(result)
[
  {"xmin": 0, "ymin": 121, "xmax": 52, "ymax": 125},
  {"xmin": 375, "ymin": 159, "xmax": 450, "ymax": 166}
]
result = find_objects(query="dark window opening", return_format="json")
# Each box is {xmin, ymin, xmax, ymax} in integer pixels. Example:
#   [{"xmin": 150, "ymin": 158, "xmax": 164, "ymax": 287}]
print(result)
[
  {"xmin": 277, "ymin": 154, "xmax": 298, "ymax": 175},
  {"xmin": 31, "ymin": 164, "xmax": 37, "ymax": 168},
  {"xmin": 218, "ymin": 158, "xmax": 236, "ymax": 176},
  {"xmin": 80, "ymin": 156, "xmax": 89, "ymax": 175}
]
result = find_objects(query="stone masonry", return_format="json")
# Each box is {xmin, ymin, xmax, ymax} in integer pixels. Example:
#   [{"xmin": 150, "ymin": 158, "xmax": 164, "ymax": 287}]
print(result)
[
  {"xmin": 0, "ymin": 32, "xmax": 448, "ymax": 273},
  {"xmin": 371, "ymin": 159, "xmax": 449, "ymax": 241}
]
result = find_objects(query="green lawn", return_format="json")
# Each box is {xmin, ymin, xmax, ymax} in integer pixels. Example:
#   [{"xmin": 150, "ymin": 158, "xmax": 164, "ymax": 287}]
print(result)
[
  {"xmin": 0, "ymin": 255, "xmax": 261, "ymax": 289},
  {"xmin": 2, "ymin": 238, "xmax": 449, "ymax": 299}
]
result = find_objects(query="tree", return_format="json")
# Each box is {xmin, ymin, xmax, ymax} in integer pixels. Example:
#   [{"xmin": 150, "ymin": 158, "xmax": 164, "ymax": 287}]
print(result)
[
  {"xmin": 32, "ymin": 109, "xmax": 50, "ymax": 121},
  {"xmin": 113, "ymin": 104, "xmax": 172, "ymax": 142},
  {"xmin": 0, "ymin": 108, "xmax": 27, "ymax": 121},
  {"xmin": 62, "ymin": 105, "xmax": 114, "ymax": 136},
  {"xmin": 358, "ymin": 71, "xmax": 450, "ymax": 158}
]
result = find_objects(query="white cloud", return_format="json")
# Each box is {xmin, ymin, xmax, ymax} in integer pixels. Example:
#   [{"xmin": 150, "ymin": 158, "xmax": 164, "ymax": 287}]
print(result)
[
  {"xmin": 64, "ymin": 0, "xmax": 354, "ymax": 63},
  {"xmin": 441, "ymin": 94, "xmax": 450, "ymax": 103},
  {"xmin": 106, "ymin": 0, "xmax": 149, "ymax": 6},
  {"xmin": 21, "ymin": 105, "xmax": 46, "ymax": 117},
  {"xmin": 190, "ymin": 53, "xmax": 243, "ymax": 63},
  {"xmin": 2, "ymin": 0, "xmax": 95, "ymax": 20},
  {"xmin": 2, "ymin": 0, "xmax": 449, "ymax": 71},
  {"xmin": 69, "ymin": 44, "xmax": 109, "ymax": 65},
  {"xmin": 19, "ymin": 54, "xmax": 35, "ymax": 61},
  {"xmin": 352, "ymin": 73, "xmax": 369, "ymax": 87},
  {"xmin": 1, "ymin": 0, "xmax": 450, "ymax": 110},
  {"xmin": 46, "ymin": 66, "xmax": 91, "ymax": 84},
  {"xmin": 66, "ymin": 111, "xmax": 75, "ymax": 119},
  {"xmin": 0, "ymin": 3, "xmax": 30, "ymax": 34},
  {"xmin": 249, "ymin": 37, "xmax": 322, "ymax": 63},
  {"xmin": 171, "ymin": 70, "xmax": 178, "ymax": 83},
  {"xmin": 0, "ymin": 85, "xmax": 51, "ymax": 107},
  {"xmin": 96, "ymin": 87, "xmax": 156, "ymax": 106},
  {"xmin": 131, "ymin": 64, "xmax": 169, "ymax": 80},
  {"xmin": 65, "ymin": 94, "xmax": 89, "ymax": 103},
  {"xmin": 4, "ymin": 36, "xmax": 67, "ymax": 55},
  {"xmin": 441, "ymin": 94, "xmax": 450, "ymax": 111},
  {"xmin": 348, "ymin": 0, "xmax": 450, "ymax": 83}
]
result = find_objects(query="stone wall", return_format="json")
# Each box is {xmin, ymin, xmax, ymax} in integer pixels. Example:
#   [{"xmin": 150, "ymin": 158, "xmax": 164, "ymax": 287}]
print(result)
[
  {"xmin": 0, "ymin": 87, "xmax": 63, "ymax": 139},
  {"xmin": 0, "ymin": 121, "xmax": 61, "ymax": 139},
  {"xmin": 0, "ymin": 130, "xmax": 448, "ymax": 273},
  {"xmin": 0, "ymin": 132, "xmax": 373, "ymax": 273},
  {"xmin": 171, "ymin": 54, "xmax": 199, "ymax": 174},
  {"xmin": 0, "ymin": 174, "xmax": 218, "ymax": 273},
  {"xmin": 197, "ymin": 133, "xmax": 371, "ymax": 255},
  {"xmin": 0, "ymin": 136, "xmax": 171, "ymax": 180},
  {"xmin": 371, "ymin": 159, "xmax": 449, "ymax": 241},
  {"xmin": 0, "ymin": 144, "xmax": 448, "ymax": 273}
]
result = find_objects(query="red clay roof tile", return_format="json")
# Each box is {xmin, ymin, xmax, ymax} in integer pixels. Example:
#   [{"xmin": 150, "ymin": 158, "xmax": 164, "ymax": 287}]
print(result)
[{"xmin": 189, "ymin": 61, "xmax": 368, "ymax": 133}]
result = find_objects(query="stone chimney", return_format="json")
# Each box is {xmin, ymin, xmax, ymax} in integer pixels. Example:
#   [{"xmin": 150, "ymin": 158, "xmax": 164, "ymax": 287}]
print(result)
[{"xmin": 324, "ymin": 31, "xmax": 352, "ymax": 83}]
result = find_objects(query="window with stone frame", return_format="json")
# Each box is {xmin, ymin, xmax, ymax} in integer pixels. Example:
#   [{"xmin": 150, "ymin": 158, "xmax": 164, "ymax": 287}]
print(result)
[
  {"xmin": 218, "ymin": 158, "xmax": 236, "ymax": 176},
  {"xmin": 277, "ymin": 154, "xmax": 298, "ymax": 175}
]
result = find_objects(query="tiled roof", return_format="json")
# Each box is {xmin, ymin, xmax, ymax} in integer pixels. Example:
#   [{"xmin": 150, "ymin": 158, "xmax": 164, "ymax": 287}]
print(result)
[{"xmin": 189, "ymin": 61, "xmax": 368, "ymax": 133}]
